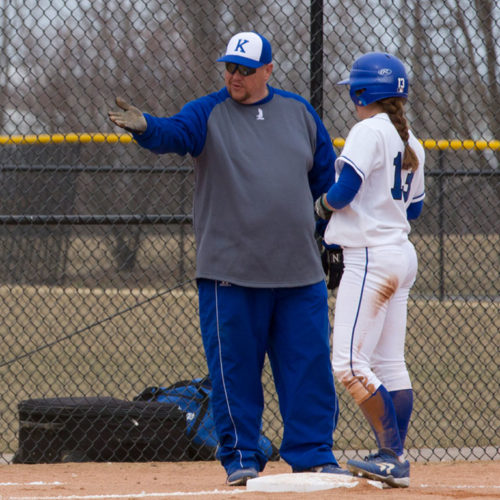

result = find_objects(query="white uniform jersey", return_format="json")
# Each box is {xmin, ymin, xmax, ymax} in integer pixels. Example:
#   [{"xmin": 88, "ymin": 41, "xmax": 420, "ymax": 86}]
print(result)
[{"xmin": 324, "ymin": 113, "xmax": 425, "ymax": 248}]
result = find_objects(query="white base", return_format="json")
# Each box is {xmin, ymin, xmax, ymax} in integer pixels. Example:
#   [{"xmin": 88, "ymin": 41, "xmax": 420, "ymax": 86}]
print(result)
[{"xmin": 246, "ymin": 472, "xmax": 358, "ymax": 493}]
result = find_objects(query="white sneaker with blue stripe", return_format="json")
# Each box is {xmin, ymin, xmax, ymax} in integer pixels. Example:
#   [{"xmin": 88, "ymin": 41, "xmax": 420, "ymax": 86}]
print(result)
[{"xmin": 347, "ymin": 448, "xmax": 410, "ymax": 488}]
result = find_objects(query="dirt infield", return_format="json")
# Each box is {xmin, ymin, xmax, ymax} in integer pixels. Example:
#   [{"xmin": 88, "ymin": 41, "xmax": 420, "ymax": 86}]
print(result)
[{"xmin": 0, "ymin": 460, "xmax": 499, "ymax": 500}]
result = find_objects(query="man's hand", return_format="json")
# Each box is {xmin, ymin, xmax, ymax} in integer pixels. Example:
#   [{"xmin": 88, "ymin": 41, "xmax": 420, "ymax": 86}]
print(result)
[{"xmin": 108, "ymin": 97, "xmax": 147, "ymax": 134}]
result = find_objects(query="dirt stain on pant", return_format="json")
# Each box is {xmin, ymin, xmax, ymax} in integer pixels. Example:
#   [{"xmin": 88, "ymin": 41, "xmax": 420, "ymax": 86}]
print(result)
[
  {"xmin": 342, "ymin": 374, "xmax": 377, "ymax": 405},
  {"xmin": 372, "ymin": 275, "xmax": 398, "ymax": 316}
]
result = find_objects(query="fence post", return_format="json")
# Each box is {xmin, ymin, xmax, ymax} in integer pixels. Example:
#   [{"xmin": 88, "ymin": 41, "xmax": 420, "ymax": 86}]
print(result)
[
  {"xmin": 438, "ymin": 150, "xmax": 445, "ymax": 300},
  {"xmin": 310, "ymin": 0, "xmax": 323, "ymax": 118}
]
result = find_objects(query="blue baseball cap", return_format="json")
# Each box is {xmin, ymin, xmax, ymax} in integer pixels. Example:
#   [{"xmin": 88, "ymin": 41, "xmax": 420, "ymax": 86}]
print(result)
[{"xmin": 217, "ymin": 32, "xmax": 272, "ymax": 68}]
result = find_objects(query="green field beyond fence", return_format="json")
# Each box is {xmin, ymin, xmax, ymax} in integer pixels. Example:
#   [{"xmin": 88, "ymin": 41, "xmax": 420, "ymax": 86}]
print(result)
[{"xmin": 0, "ymin": 232, "xmax": 498, "ymax": 462}]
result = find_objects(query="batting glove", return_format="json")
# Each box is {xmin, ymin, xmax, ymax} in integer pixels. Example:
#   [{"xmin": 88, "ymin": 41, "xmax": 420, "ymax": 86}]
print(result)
[{"xmin": 315, "ymin": 194, "xmax": 334, "ymax": 221}]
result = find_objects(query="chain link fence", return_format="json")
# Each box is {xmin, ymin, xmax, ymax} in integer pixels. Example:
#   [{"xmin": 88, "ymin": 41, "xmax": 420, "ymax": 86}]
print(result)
[{"xmin": 0, "ymin": 1, "xmax": 498, "ymax": 464}]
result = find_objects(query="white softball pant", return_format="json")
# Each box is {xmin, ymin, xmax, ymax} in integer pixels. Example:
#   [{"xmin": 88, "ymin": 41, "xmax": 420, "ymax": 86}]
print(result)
[{"xmin": 332, "ymin": 240, "xmax": 418, "ymax": 404}]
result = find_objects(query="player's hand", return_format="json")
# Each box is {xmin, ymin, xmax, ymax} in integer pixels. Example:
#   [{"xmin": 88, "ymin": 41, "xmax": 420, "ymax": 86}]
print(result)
[
  {"xmin": 108, "ymin": 96, "xmax": 147, "ymax": 134},
  {"xmin": 314, "ymin": 194, "xmax": 334, "ymax": 220},
  {"xmin": 321, "ymin": 246, "xmax": 344, "ymax": 290}
]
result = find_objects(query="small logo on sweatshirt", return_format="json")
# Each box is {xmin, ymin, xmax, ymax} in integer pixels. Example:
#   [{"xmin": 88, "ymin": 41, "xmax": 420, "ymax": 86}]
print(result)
[{"xmin": 256, "ymin": 108, "xmax": 264, "ymax": 120}]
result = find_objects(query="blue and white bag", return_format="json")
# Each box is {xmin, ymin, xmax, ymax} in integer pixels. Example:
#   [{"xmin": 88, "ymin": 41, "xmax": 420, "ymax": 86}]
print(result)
[{"xmin": 134, "ymin": 377, "xmax": 278, "ymax": 461}]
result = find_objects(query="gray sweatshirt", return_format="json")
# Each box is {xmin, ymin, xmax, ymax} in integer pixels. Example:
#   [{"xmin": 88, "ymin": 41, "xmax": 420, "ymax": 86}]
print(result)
[{"xmin": 134, "ymin": 85, "xmax": 337, "ymax": 287}]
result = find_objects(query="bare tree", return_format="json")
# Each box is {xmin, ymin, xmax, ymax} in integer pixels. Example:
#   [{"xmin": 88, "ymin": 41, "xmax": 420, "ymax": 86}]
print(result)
[{"xmin": 323, "ymin": 0, "xmax": 499, "ymax": 154}]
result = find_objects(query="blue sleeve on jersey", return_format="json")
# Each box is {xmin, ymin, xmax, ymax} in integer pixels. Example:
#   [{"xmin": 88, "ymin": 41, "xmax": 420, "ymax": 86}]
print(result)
[
  {"xmin": 406, "ymin": 200, "xmax": 423, "ymax": 220},
  {"xmin": 325, "ymin": 164, "xmax": 362, "ymax": 209},
  {"xmin": 132, "ymin": 89, "xmax": 228, "ymax": 157},
  {"xmin": 307, "ymin": 110, "xmax": 337, "ymax": 200}
]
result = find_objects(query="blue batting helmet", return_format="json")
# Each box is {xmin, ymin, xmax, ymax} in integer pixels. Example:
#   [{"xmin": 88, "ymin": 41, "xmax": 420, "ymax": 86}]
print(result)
[{"xmin": 338, "ymin": 52, "xmax": 409, "ymax": 106}]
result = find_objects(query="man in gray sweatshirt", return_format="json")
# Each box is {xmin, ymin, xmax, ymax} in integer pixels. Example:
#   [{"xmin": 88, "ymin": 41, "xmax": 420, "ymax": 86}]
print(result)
[{"xmin": 109, "ymin": 30, "xmax": 348, "ymax": 486}]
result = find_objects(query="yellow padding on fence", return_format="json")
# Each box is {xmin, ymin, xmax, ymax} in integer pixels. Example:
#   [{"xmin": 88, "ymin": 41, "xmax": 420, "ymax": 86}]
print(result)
[
  {"xmin": 0, "ymin": 134, "xmax": 498, "ymax": 150},
  {"xmin": 0, "ymin": 133, "xmax": 135, "ymax": 145},
  {"xmin": 332, "ymin": 137, "xmax": 499, "ymax": 151}
]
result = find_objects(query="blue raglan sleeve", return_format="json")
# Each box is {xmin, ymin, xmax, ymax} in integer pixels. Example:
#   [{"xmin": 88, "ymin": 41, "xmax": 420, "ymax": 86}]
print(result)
[
  {"xmin": 325, "ymin": 164, "xmax": 362, "ymax": 209},
  {"xmin": 305, "ymin": 104, "xmax": 337, "ymax": 200},
  {"xmin": 132, "ymin": 91, "xmax": 225, "ymax": 158}
]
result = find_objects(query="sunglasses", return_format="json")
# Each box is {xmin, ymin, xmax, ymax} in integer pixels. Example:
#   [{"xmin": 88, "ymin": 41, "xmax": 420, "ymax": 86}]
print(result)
[{"xmin": 225, "ymin": 62, "xmax": 257, "ymax": 77}]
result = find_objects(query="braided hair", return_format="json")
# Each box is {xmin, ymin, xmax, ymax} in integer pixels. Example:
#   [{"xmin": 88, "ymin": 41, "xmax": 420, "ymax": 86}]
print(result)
[{"xmin": 379, "ymin": 98, "xmax": 419, "ymax": 172}]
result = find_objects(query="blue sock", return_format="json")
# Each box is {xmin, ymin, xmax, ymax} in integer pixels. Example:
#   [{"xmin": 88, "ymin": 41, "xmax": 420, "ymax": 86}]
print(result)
[
  {"xmin": 359, "ymin": 385, "xmax": 403, "ymax": 456},
  {"xmin": 389, "ymin": 389, "xmax": 413, "ymax": 448}
]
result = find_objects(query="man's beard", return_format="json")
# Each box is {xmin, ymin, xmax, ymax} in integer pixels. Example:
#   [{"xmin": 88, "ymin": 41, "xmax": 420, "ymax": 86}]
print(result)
[{"xmin": 228, "ymin": 86, "xmax": 250, "ymax": 103}]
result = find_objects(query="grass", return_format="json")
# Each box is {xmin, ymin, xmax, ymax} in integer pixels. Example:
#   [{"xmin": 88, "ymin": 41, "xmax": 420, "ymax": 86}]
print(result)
[{"xmin": 0, "ymin": 233, "xmax": 498, "ymax": 460}]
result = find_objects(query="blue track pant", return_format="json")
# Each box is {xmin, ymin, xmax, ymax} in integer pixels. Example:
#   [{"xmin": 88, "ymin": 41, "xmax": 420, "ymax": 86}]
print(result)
[{"xmin": 197, "ymin": 278, "xmax": 340, "ymax": 475}]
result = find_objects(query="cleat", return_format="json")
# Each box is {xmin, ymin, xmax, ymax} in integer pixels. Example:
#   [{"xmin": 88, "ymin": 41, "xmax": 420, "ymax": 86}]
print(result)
[
  {"xmin": 347, "ymin": 448, "xmax": 410, "ymax": 488},
  {"xmin": 227, "ymin": 467, "xmax": 258, "ymax": 486},
  {"xmin": 294, "ymin": 463, "xmax": 352, "ymax": 475}
]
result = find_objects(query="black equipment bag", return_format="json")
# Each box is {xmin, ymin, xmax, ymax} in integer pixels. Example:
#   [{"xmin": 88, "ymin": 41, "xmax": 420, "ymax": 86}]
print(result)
[{"xmin": 13, "ymin": 396, "xmax": 191, "ymax": 464}]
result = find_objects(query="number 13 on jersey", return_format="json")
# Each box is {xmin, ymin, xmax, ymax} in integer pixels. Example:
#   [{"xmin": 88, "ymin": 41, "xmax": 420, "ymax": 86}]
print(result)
[{"xmin": 391, "ymin": 152, "xmax": 414, "ymax": 202}]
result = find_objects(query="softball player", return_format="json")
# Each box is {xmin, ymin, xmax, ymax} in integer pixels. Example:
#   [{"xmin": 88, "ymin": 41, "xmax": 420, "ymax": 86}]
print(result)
[{"xmin": 316, "ymin": 52, "xmax": 425, "ymax": 488}]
